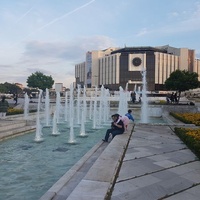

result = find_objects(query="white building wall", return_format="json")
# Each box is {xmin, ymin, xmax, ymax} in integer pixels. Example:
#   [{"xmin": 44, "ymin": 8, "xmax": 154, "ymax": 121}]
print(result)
[
  {"xmin": 167, "ymin": 55, "xmax": 170, "ymax": 78},
  {"xmin": 155, "ymin": 52, "xmax": 159, "ymax": 84},
  {"xmin": 158, "ymin": 54, "xmax": 163, "ymax": 84},
  {"xmin": 179, "ymin": 48, "xmax": 189, "ymax": 70},
  {"xmin": 163, "ymin": 54, "xmax": 167, "ymax": 83},
  {"xmin": 155, "ymin": 53, "xmax": 180, "ymax": 84},
  {"xmin": 75, "ymin": 62, "xmax": 86, "ymax": 83},
  {"xmin": 194, "ymin": 59, "xmax": 200, "ymax": 81},
  {"xmin": 175, "ymin": 56, "xmax": 179, "ymax": 70},
  {"xmin": 171, "ymin": 55, "xmax": 174, "ymax": 73}
]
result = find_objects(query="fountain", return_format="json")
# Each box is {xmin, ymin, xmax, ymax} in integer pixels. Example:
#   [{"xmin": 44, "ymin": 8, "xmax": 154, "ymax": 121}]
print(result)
[
  {"xmin": 52, "ymin": 111, "xmax": 60, "ymax": 135},
  {"xmin": 45, "ymin": 88, "xmax": 50, "ymax": 126},
  {"xmin": 79, "ymin": 108, "xmax": 88, "ymax": 137},
  {"xmin": 125, "ymin": 82, "xmax": 128, "ymax": 91},
  {"xmin": 92, "ymin": 86, "xmax": 98, "ymax": 129},
  {"xmin": 34, "ymin": 90, "xmax": 44, "ymax": 142},
  {"xmin": 89, "ymin": 91, "xmax": 93, "ymax": 120},
  {"xmin": 68, "ymin": 84, "xmax": 76, "ymax": 143},
  {"xmin": 55, "ymin": 91, "xmax": 61, "ymax": 123},
  {"xmin": 64, "ymin": 91, "xmax": 69, "ymax": 122},
  {"xmin": 82, "ymin": 86, "xmax": 87, "ymax": 122},
  {"xmin": 24, "ymin": 93, "xmax": 29, "ymax": 120},
  {"xmin": 118, "ymin": 86, "xmax": 128, "ymax": 116},
  {"xmin": 76, "ymin": 85, "xmax": 81, "ymax": 124},
  {"xmin": 141, "ymin": 69, "xmax": 149, "ymax": 123}
]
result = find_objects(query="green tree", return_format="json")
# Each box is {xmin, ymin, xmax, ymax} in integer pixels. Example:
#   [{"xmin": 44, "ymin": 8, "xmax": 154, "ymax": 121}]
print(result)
[
  {"xmin": 0, "ymin": 82, "xmax": 22, "ymax": 94},
  {"xmin": 165, "ymin": 70, "xmax": 199, "ymax": 102},
  {"xmin": 0, "ymin": 83, "xmax": 7, "ymax": 93},
  {"xmin": 26, "ymin": 71, "xmax": 54, "ymax": 91}
]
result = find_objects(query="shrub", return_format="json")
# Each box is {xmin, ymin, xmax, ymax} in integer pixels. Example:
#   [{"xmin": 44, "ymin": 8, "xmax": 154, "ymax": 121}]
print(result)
[
  {"xmin": 7, "ymin": 108, "xmax": 23, "ymax": 115},
  {"xmin": 170, "ymin": 112, "xmax": 200, "ymax": 126},
  {"xmin": 174, "ymin": 127, "xmax": 200, "ymax": 159},
  {"xmin": 7, "ymin": 108, "xmax": 37, "ymax": 115}
]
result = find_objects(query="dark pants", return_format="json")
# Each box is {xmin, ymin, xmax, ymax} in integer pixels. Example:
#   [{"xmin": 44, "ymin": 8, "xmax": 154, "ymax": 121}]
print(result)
[{"xmin": 104, "ymin": 128, "xmax": 124, "ymax": 142}]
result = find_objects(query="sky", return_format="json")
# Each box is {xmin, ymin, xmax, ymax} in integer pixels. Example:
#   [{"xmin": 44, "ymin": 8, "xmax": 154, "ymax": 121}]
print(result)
[{"xmin": 0, "ymin": 0, "xmax": 200, "ymax": 88}]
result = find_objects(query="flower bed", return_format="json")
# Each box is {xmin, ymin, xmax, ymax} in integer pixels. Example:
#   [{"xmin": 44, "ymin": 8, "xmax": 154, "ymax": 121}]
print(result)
[
  {"xmin": 7, "ymin": 108, "xmax": 23, "ymax": 115},
  {"xmin": 174, "ymin": 127, "xmax": 200, "ymax": 159},
  {"xmin": 170, "ymin": 112, "xmax": 200, "ymax": 126},
  {"xmin": 7, "ymin": 108, "xmax": 37, "ymax": 115}
]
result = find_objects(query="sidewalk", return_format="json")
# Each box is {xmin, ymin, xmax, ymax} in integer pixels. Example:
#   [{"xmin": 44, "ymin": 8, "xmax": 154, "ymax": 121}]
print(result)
[
  {"xmin": 111, "ymin": 124, "xmax": 200, "ymax": 200},
  {"xmin": 40, "ymin": 122, "xmax": 200, "ymax": 200}
]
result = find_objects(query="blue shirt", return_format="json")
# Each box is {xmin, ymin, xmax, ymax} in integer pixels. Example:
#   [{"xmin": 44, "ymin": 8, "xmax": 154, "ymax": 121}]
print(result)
[{"xmin": 125, "ymin": 113, "xmax": 134, "ymax": 121}]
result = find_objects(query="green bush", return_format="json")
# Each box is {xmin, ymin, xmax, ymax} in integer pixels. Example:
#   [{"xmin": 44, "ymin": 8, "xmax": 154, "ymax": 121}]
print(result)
[
  {"xmin": 174, "ymin": 127, "xmax": 200, "ymax": 159},
  {"xmin": 7, "ymin": 108, "xmax": 37, "ymax": 115}
]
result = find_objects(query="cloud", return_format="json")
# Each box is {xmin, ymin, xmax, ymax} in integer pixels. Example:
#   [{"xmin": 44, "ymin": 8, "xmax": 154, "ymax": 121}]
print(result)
[
  {"xmin": 22, "ymin": 35, "xmax": 115, "ymax": 63},
  {"xmin": 18, "ymin": 0, "xmax": 96, "ymax": 42},
  {"xmin": 38, "ymin": 0, "xmax": 95, "ymax": 31},
  {"xmin": 0, "ymin": 64, "xmax": 12, "ymax": 68},
  {"xmin": 26, "ymin": 67, "xmax": 52, "ymax": 75}
]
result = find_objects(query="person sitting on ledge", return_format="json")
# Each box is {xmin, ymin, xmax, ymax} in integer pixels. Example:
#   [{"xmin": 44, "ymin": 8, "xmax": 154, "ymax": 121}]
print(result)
[{"xmin": 102, "ymin": 114, "xmax": 124, "ymax": 142}]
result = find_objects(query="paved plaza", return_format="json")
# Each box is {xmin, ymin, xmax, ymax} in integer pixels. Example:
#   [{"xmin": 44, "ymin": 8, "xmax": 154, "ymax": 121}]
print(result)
[
  {"xmin": 111, "ymin": 124, "xmax": 200, "ymax": 200},
  {"xmin": 38, "ymin": 121, "xmax": 200, "ymax": 200}
]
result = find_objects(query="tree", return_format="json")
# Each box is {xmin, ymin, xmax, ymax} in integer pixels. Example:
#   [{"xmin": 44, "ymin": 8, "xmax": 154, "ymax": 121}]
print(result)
[
  {"xmin": 165, "ymin": 70, "xmax": 199, "ymax": 102},
  {"xmin": 0, "ymin": 83, "xmax": 7, "ymax": 93},
  {"xmin": 0, "ymin": 82, "xmax": 22, "ymax": 94},
  {"xmin": 26, "ymin": 71, "xmax": 54, "ymax": 91}
]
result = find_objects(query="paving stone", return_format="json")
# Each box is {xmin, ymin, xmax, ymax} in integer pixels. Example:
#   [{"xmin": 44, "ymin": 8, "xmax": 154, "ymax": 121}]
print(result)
[
  {"xmin": 148, "ymin": 154, "xmax": 170, "ymax": 162},
  {"xmin": 67, "ymin": 180, "xmax": 110, "ymax": 200},
  {"xmin": 158, "ymin": 176, "xmax": 194, "ymax": 194},
  {"xmin": 117, "ymin": 157, "xmax": 163, "ymax": 181},
  {"xmin": 181, "ymin": 169, "xmax": 200, "ymax": 183},
  {"xmin": 152, "ymin": 170, "xmax": 178, "ymax": 180},
  {"xmin": 153, "ymin": 160, "xmax": 179, "ymax": 168},
  {"xmin": 164, "ymin": 189, "xmax": 200, "ymax": 200},
  {"xmin": 187, "ymin": 185, "xmax": 200, "ymax": 196}
]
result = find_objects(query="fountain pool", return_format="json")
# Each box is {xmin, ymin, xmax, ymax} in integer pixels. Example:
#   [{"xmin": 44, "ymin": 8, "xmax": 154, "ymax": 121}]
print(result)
[{"xmin": 0, "ymin": 122, "xmax": 109, "ymax": 200}]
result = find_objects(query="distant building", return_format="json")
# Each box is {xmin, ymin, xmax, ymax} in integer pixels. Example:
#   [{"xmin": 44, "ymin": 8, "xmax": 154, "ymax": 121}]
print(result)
[
  {"xmin": 15, "ymin": 83, "xmax": 24, "ymax": 89},
  {"xmin": 55, "ymin": 83, "xmax": 63, "ymax": 92},
  {"xmin": 75, "ymin": 45, "xmax": 200, "ymax": 91}
]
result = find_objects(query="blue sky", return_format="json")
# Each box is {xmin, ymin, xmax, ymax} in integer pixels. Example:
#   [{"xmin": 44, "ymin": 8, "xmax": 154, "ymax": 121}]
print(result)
[{"xmin": 0, "ymin": 0, "xmax": 200, "ymax": 88}]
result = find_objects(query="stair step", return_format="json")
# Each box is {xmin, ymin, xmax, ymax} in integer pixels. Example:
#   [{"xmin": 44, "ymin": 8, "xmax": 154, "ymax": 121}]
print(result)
[
  {"xmin": 0, "ymin": 125, "xmax": 36, "ymax": 140},
  {"xmin": 0, "ymin": 120, "xmax": 27, "ymax": 132}
]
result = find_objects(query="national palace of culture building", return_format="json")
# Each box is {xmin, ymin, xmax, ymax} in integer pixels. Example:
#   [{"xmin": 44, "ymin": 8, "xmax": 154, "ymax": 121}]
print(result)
[{"xmin": 75, "ymin": 45, "xmax": 200, "ymax": 91}]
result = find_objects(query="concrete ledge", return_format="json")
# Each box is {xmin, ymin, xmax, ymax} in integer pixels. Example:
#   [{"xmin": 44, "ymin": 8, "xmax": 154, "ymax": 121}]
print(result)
[
  {"xmin": 0, "ymin": 125, "xmax": 36, "ymax": 140},
  {"xmin": 66, "ymin": 122, "xmax": 134, "ymax": 200}
]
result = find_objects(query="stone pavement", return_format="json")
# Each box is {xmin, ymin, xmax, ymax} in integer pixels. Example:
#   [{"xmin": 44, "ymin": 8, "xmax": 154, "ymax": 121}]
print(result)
[
  {"xmin": 111, "ymin": 124, "xmax": 200, "ymax": 200},
  {"xmin": 40, "ymin": 122, "xmax": 200, "ymax": 200}
]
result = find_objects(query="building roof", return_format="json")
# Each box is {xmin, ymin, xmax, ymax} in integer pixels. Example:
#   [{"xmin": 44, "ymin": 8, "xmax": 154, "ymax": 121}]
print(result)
[{"xmin": 111, "ymin": 46, "xmax": 167, "ymax": 54}]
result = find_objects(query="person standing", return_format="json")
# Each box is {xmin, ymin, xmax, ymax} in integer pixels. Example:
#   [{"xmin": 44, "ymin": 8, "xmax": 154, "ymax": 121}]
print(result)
[
  {"xmin": 0, "ymin": 96, "xmax": 9, "ymax": 119},
  {"xmin": 14, "ymin": 94, "xmax": 18, "ymax": 105},
  {"xmin": 102, "ymin": 114, "xmax": 124, "ymax": 142},
  {"xmin": 131, "ymin": 92, "xmax": 136, "ymax": 103}
]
